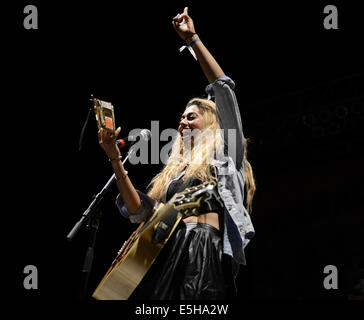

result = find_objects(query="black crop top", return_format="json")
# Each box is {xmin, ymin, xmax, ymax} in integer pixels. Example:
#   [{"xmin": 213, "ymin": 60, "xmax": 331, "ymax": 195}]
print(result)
[{"xmin": 166, "ymin": 175, "xmax": 224, "ymax": 215}]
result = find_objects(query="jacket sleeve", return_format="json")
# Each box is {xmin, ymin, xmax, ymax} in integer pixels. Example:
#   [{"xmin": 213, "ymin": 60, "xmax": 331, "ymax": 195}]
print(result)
[
  {"xmin": 206, "ymin": 76, "xmax": 245, "ymax": 171},
  {"xmin": 115, "ymin": 190, "xmax": 155, "ymax": 224}
]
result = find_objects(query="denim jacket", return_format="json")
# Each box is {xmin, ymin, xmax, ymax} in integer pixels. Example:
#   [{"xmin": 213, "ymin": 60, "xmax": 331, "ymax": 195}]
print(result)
[{"xmin": 116, "ymin": 76, "xmax": 255, "ymax": 274}]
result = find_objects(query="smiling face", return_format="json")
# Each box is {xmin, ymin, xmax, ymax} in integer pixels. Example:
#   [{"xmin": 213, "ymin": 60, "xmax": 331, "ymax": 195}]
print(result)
[{"xmin": 178, "ymin": 104, "xmax": 204, "ymax": 141}]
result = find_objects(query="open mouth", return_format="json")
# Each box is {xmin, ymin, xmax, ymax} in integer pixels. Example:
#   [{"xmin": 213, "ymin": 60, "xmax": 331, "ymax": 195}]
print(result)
[{"xmin": 181, "ymin": 129, "xmax": 193, "ymax": 140}]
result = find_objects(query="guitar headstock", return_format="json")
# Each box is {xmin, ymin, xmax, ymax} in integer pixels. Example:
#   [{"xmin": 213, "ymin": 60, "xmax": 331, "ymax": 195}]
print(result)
[{"xmin": 169, "ymin": 182, "xmax": 215, "ymax": 216}]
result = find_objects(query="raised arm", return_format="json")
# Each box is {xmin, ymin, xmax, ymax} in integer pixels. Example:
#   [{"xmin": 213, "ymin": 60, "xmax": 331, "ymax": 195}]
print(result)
[
  {"xmin": 172, "ymin": 8, "xmax": 245, "ymax": 170},
  {"xmin": 98, "ymin": 128, "xmax": 156, "ymax": 223},
  {"xmin": 98, "ymin": 127, "xmax": 141, "ymax": 213},
  {"xmin": 172, "ymin": 7, "xmax": 224, "ymax": 83}
]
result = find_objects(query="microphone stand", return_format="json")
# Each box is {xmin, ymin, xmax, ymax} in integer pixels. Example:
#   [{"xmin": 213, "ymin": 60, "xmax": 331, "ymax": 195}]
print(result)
[{"xmin": 66, "ymin": 147, "xmax": 134, "ymax": 300}]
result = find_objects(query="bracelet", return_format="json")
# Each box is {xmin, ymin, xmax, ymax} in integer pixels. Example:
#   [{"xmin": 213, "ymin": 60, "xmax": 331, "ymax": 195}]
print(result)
[
  {"xmin": 109, "ymin": 155, "xmax": 122, "ymax": 162},
  {"xmin": 184, "ymin": 32, "xmax": 196, "ymax": 44},
  {"xmin": 189, "ymin": 38, "xmax": 201, "ymax": 47},
  {"xmin": 179, "ymin": 37, "xmax": 201, "ymax": 61}
]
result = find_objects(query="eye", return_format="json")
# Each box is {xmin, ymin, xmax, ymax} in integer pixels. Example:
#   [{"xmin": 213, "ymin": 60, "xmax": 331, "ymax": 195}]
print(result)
[{"xmin": 187, "ymin": 114, "xmax": 196, "ymax": 121}]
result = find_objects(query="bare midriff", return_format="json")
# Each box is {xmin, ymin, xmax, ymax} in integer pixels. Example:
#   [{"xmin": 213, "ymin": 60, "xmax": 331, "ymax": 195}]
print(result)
[{"xmin": 182, "ymin": 212, "xmax": 220, "ymax": 231}]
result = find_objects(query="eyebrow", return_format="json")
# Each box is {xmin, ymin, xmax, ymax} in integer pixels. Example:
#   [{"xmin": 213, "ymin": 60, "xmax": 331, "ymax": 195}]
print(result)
[{"xmin": 181, "ymin": 112, "xmax": 198, "ymax": 118}]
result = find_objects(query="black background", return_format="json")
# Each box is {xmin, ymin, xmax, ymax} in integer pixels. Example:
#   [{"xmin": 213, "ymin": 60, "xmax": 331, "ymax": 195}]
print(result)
[{"xmin": 2, "ymin": 0, "xmax": 364, "ymax": 306}]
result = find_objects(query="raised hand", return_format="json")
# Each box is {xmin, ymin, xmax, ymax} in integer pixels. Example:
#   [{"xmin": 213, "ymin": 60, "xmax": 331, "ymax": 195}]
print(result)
[
  {"xmin": 98, "ymin": 127, "xmax": 121, "ymax": 160},
  {"xmin": 172, "ymin": 7, "xmax": 196, "ymax": 42}
]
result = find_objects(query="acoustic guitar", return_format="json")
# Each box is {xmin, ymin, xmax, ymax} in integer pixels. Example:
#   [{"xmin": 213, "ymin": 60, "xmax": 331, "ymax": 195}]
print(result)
[{"xmin": 92, "ymin": 182, "xmax": 215, "ymax": 300}]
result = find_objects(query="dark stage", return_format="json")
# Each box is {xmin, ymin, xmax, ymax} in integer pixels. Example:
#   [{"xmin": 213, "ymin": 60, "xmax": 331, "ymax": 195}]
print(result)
[{"xmin": 2, "ymin": 1, "xmax": 363, "ymax": 309}]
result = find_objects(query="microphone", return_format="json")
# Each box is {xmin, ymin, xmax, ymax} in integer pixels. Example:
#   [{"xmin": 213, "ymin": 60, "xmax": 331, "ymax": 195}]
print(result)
[{"xmin": 116, "ymin": 129, "xmax": 151, "ymax": 148}]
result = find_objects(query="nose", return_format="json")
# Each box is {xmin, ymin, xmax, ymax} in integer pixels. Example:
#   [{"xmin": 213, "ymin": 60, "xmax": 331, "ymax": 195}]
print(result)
[{"xmin": 179, "ymin": 117, "xmax": 188, "ymax": 127}]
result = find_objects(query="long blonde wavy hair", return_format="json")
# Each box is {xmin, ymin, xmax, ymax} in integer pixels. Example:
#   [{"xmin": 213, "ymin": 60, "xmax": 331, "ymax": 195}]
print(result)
[{"xmin": 147, "ymin": 98, "xmax": 256, "ymax": 213}]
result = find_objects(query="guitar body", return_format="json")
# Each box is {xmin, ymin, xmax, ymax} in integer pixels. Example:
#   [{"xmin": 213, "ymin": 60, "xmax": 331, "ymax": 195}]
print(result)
[
  {"xmin": 92, "ymin": 183, "xmax": 213, "ymax": 300},
  {"xmin": 92, "ymin": 203, "xmax": 182, "ymax": 300}
]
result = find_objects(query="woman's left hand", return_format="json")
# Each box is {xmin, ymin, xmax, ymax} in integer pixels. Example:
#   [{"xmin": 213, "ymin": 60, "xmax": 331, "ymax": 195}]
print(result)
[{"xmin": 172, "ymin": 7, "xmax": 196, "ymax": 42}]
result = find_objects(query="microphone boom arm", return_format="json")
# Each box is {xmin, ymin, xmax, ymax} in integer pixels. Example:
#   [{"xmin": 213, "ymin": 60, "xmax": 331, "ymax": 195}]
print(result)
[{"xmin": 66, "ymin": 148, "xmax": 134, "ymax": 242}]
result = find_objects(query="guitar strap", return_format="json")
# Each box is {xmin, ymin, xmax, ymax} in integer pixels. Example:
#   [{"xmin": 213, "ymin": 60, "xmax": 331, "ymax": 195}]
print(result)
[{"xmin": 151, "ymin": 207, "xmax": 180, "ymax": 244}]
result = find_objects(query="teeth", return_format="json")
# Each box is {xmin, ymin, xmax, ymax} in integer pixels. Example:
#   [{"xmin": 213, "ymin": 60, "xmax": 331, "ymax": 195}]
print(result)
[{"xmin": 182, "ymin": 129, "xmax": 191, "ymax": 136}]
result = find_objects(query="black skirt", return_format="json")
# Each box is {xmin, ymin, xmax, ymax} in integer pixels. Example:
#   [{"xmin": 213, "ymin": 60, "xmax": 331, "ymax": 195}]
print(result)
[{"xmin": 129, "ymin": 221, "xmax": 237, "ymax": 300}]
